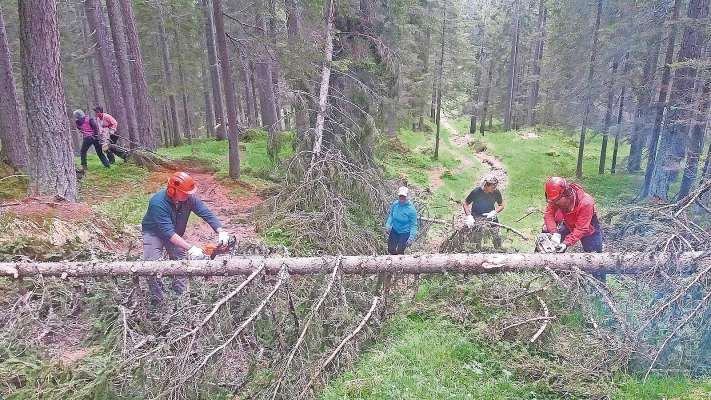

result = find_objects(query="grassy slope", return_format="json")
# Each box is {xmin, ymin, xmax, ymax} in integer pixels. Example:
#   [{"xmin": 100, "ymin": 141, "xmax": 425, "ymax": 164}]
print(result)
[{"xmin": 322, "ymin": 119, "xmax": 711, "ymax": 399}]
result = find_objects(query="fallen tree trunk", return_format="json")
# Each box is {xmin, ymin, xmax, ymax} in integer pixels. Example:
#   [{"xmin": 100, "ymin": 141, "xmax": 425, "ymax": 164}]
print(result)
[{"xmin": 0, "ymin": 252, "xmax": 703, "ymax": 278}]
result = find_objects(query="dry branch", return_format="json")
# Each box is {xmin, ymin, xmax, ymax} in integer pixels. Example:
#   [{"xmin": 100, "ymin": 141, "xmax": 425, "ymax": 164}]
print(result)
[
  {"xmin": 300, "ymin": 296, "xmax": 380, "ymax": 398},
  {"xmin": 0, "ymin": 252, "xmax": 704, "ymax": 278}
]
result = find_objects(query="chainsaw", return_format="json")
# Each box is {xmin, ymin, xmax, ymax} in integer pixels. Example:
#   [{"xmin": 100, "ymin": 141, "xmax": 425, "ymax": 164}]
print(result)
[
  {"xmin": 202, "ymin": 235, "xmax": 237, "ymax": 260},
  {"xmin": 535, "ymin": 233, "xmax": 558, "ymax": 253}
]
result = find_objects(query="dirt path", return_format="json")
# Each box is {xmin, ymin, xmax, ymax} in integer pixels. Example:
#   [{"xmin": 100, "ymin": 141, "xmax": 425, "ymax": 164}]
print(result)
[{"xmin": 441, "ymin": 118, "xmax": 508, "ymax": 189}]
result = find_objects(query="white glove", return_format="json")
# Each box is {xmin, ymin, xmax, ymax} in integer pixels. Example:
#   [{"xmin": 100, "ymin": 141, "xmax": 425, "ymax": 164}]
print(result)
[
  {"xmin": 217, "ymin": 230, "xmax": 230, "ymax": 246},
  {"xmin": 465, "ymin": 215, "xmax": 475, "ymax": 228},
  {"xmin": 551, "ymin": 233, "xmax": 562, "ymax": 244},
  {"xmin": 483, "ymin": 210, "xmax": 497, "ymax": 220},
  {"xmin": 188, "ymin": 246, "xmax": 205, "ymax": 259},
  {"xmin": 555, "ymin": 243, "xmax": 567, "ymax": 253}
]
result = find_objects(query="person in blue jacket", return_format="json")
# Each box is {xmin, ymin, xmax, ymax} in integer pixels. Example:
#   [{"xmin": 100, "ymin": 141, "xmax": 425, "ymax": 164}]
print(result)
[{"xmin": 385, "ymin": 186, "xmax": 418, "ymax": 255}]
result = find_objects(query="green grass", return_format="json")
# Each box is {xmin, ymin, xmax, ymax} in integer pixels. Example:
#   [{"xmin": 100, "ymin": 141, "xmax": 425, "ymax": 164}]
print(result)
[
  {"xmin": 321, "ymin": 315, "xmax": 556, "ymax": 400},
  {"xmin": 614, "ymin": 375, "xmax": 711, "ymax": 399}
]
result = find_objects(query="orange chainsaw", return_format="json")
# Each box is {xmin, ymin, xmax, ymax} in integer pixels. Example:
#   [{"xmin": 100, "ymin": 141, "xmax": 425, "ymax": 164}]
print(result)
[{"xmin": 202, "ymin": 235, "xmax": 237, "ymax": 260}]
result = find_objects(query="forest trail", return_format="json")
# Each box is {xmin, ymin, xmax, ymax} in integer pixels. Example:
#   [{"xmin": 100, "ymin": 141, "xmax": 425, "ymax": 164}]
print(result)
[{"xmin": 441, "ymin": 117, "xmax": 509, "ymax": 189}]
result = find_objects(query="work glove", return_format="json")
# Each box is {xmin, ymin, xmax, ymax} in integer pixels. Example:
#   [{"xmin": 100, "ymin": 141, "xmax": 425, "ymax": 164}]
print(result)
[
  {"xmin": 386, "ymin": 225, "xmax": 392, "ymax": 234},
  {"xmin": 464, "ymin": 215, "xmax": 475, "ymax": 228},
  {"xmin": 217, "ymin": 230, "xmax": 230, "ymax": 247},
  {"xmin": 483, "ymin": 210, "xmax": 497, "ymax": 220},
  {"xmin": 102, "ymin": 144, "xmax": 109, "ymax": 152},
  {"xmin": 187, "ymin": 246, "xmax": 206, "ymax": 260},
  {"xmin": 551, "ymin": 233, "xmax": 562, "ymax": 244},
  {"xmin": 406, "ymin": 238, "xmax": 414, "ymax": 247},
  {"xmin": 555, "ymin": 243, "xmax": 567, "ymax": 253}
]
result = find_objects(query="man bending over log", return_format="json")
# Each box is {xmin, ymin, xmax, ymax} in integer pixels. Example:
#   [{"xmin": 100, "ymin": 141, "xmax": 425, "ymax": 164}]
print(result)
[{"xmin": 141, "ymin": 171, "xmax": 231, "ymax": 302}]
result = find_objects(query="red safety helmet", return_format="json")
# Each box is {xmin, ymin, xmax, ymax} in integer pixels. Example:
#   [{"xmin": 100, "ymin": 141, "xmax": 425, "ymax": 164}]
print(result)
[
  {"xmin": 167, "ymin": 171, "xmax": 197, "ymax": 199},
  {"xmin": 545, "ymin": 176, "xmax": 569, "ymax": 202}
]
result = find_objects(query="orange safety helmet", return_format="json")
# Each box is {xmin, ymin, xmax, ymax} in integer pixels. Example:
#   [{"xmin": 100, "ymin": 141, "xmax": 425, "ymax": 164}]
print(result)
[
  {"xmin": 167, "ymin": 171, "xmax": 197, "ymax": 199},
  {"xmin": 544, "ymin": 176, "xmax": 569, "ymax": 202}
]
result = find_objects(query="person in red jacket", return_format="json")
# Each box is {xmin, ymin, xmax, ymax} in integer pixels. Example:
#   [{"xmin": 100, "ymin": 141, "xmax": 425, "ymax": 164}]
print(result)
[
  {"xmin": 542, "ymin": 176, "xmax": 603, "ymax": 254},
  {"xmin": 93, "ymin": 106, "xmax": 127, "ymax": 163}
]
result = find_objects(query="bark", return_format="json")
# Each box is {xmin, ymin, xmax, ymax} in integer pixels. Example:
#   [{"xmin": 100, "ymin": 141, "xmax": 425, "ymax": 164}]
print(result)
[
  {"xmin": 640, "ymin": 0, "xmax": 681, "ymax": 198},
  {"xmin": 285, "ymin": 0, "xmax": 309, "ymax": 142},
  {"xmin": 176, "ymin": 39, "xmax": 192, "ymax": 143},
  {"xmin": 526, "ymin": 0, "xmax": 546, "ymax": 126},
  {"xmin": 105, "ymin": 0, "xmax": 139, "ymax": 148},
  {"xmin": 611, "ymin": 57, "xmax": 628, "ymax": 174},
  {"xmin": 649, "ymin": 0, "xmax": 709, "ymax": 200},
  {"xmin": 18, "ymin": 0, "xmax": 78, "ymax": 200},
  {"xmin": 599, "ymin": 58, "xmax": 619, "ymax": 174},
  {"xmin": 434, "ymin": 4, "xmax": 445, "ymax": 159},
  {"xmin": 480, "ymin": 57, "xmax": 494, "ymax": 135},
  {"xmin": 678, "ymin": 78, "xmax": 711, "ymax": 197},
  {"xmin": 628, "ymin": 32, "xmax": 662, "ymax": 172},
  {"xmin": 202, "ymin": 62, "xmax": 215, "ymax": 137},
  {"xmin": 213, "ymin": 0, "xmax": 242, "ymax": 178},
  {"xmin": 503, "ymin": 0, "xmax": 520, "ymax": 132},
  {"xmin": 80, "ymin": 7, "xmax": 102, "ymax": 109},
  {"xmin": 239, "ymin": 48, "xmax": 257, "ymax": 128},
  {"xmin": 0, "ymin": 6, "xmax": 29, "ymax": 171},
  {"xmin": 201, "ymin": 0, "xmax": 225, "ymax": 141},
  {"xmin": 84, "ymin": 0, "xmax": 129, "ymax": 145},
  {"xmin": 0, "ymin": 252, "xmax": 704, "ymax": 278},
  {"xmin": 311, "ymin": 0, "xmax": 335, "ymax": 163},
  {"xmin": 469, "ymin": 47, "xmax": 484, "ymax": 135},
  {"xmin": 118, "ymin": 0, "xmax": 155, "ymax": 150},
  {"xmin": 255, "ymin": 0, "xmax": 280, "ymax": 157},
  {"xmin": 157, "ymin": 7, "xmax": 181, "ymax": 146},
  {"xmin": 575, "ymin": 0, "xmax": 602, "ymax": 178}
]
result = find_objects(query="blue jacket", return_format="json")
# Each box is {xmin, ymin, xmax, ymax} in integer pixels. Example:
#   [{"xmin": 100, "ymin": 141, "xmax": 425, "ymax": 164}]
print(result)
[
  {"xmin": 141, "ymin": 189, "xmax": 222, "ymax": 240},
  {"xmin": 385, "ymin": 200, "xmax": 418, "ymax": 241}
]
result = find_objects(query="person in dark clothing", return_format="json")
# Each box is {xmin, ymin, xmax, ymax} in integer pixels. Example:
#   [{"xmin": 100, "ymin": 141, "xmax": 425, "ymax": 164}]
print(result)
[
  {"xmin": 462, "ymin": 175, "xmax": 506, "ymax": 249},
  {"xmin": 74, "ymin": 109, "xmax": 110, "ymax": 169},
  {"xmin": 141, "ymin": 171, "xmax": 231, "ymax": 302}
]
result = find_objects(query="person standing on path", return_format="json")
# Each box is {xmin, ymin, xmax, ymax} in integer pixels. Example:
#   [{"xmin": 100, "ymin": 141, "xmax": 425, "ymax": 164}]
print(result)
[
  {"xmin": 385, "ymin": 186, "xmax": 418, "ymax": 255},
  {"xmin": 462, "ymin": 175, "xmax": 506, "ymax": 248},
  {"xmin": 93, "ymin": 106, "xmax": 127, "ymax": 163},
  {"xmin": 141, "ymin": 171, "xmax": 231, "ymax": 302},
  {"xmin": 74, "ymin": 109, "xmax": 111, "ymax": 170}
]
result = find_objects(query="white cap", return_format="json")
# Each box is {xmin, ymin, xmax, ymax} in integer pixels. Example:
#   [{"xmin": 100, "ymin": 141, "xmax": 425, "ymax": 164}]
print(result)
[{"xmin": 397, "ymin": 186, "xmax": 409, "ymax": 197}]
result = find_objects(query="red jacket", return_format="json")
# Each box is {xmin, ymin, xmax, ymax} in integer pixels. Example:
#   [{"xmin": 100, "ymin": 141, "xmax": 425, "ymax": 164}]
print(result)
[
  {"xmin": 544, "ymin": 183, "xmax": 597, "ymax": 246},
  {"xmin": 97, "ymin": 112, "xmax": 118, "ymax": 129}
]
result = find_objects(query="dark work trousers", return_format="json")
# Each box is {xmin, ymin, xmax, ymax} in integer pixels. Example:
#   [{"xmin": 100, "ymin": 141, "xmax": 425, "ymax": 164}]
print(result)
[
  {"xmin": 473, "ymin": 215, "xmax": 502, "ymax": 249},
  {"xmin": 106, "ymin": 134, "xmax": 128, "ymax": 163},
  {"xmin": 142, "ymin": 230, "xmax": 188, "ymax": 303},
  {"xmin": 560, "ymin": 213, "xmax": 604, "ymax": 280},
  {"xmin": 80, "ymin": 136, "xmax": 110, "ymax": 168},
  {"xmin": 387, "ymin": 230, "xmax": 410, "ymax": 255}
]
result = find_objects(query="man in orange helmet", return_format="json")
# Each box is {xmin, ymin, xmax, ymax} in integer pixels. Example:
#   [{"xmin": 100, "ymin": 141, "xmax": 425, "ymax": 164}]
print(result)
[
  {"xmin": 542, "ymin": 176, "xmax": 603, "ymax": 254},
  {"xmin": 141, "ymin": 171, "xmax": 230, "ymax": 302}
]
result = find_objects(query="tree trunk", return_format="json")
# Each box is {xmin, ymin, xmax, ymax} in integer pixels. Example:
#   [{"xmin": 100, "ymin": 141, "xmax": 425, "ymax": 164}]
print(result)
[
  {"xmin": 105, "ymin": 0, "xmax": 139, "ymax": 148},
  {"xmin": 480, "ymin": 57, "xmax": 494, "ymax": 135},
  {"xmin": 599, "ymin": 58, "xmax": 619, "ymax": 174},
  {"xmin": 118, "ymin": 0, "xmax": 155, "ymax": 149},
  {"xmin": 156, "ymin": 7, "xmax": 181, "ymax": 147},
  {"xmin": 526, "ymin": 0, "xmax": 546, "ymax": 126},
  {"xmin": 202, "ymin": 62, "xmax": 215, "ymax": 137},
  {"xmin": 469, "ymin": 47, "xmax": 484, "ymax": 135},
  {"xmin": 628, "ymin": 31, "xmax": 662, "ymax": 172},
  {"xmin": 177, "ymin": 46, "xmax": 192, "ymax": 143},
  {"xmin": 0, "ymin": 6, "xmax": 29, "ymax": 171},
  {"xmin": 311, "ymin": 0, "xmax": 335, "ymax": 163},
  {"xmin": 238, "ymin": 48, "xmax": 257, "ymax": 128},
  {"xmin": 212, "ymin": 0, "xmax": 242, "ymax": 178},
  {"xmin": 611, "ymin": 56, "xmax": 629, "ymax": 174},
  {"xmin": 649, "ymin": 0, "xmax": 709, "ymax": 200},
  {"xmin": 285, "ymin": 0, "xmax": 309, "ymax": 142},
  {"xmin": 503, "ymin": 0, "xmax": 520, "ymax": 132},
  {"xmin": 575, "ymin": 0, "xmax": 603, "ymax": 178},
  {"xmin": 0, "ymin": 252, "xmax": 704, "ymax": 278},
  {"xmin": 19, "ymin": 0, "xmax": 78, "ymax": 200},
  {"xmin": 434, "ymin": 4, "xmax": 445, "ymax": 159},
  {"xmin": 80, "ymin": 6, "xmax": 102, "ymax": 109},
  {"xmin": 84, "ymin": 0, "xmax": 129, "ymax": 146},
  {"xmin": 678, "ymin": 78, "xmax": 711, "ymax": 197},
  {"xmin": 640, "ymin": 0, "xmax": 681, "ymax": 198},
  {"xmin": 201, "ymin": 0, "xmax": 225, "ymax": 141}
]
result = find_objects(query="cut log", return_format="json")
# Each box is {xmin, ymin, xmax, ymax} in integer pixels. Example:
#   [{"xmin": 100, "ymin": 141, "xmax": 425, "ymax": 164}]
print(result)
[{"xmin": 0, "ymin": 252, "xmax": 703, "ymax": 278}]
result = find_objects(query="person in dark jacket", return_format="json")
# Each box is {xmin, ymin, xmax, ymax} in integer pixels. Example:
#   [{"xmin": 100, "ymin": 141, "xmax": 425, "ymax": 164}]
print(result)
[
  {"xmin": 462, "ymin": 175, "xmax": 506, "ymax": 249},
  {"xmin": 73, "ymin": 109, "xmax": 110, "ymax": 170},
  {"xmin": 141, "ymin": 171, "xmax": 230, "ymax": 302},
  {"xmin": 385, "ymin": 186, "xmax": 418, "ymax": 255}
]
